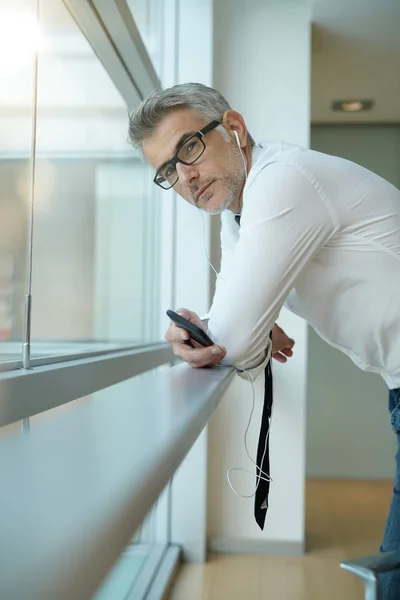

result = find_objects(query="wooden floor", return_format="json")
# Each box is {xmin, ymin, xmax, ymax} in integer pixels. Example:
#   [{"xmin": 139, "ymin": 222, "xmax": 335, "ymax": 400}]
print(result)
[{"xmin": 167, "ymin": 479, "xmax": 393, "ymax": 600}]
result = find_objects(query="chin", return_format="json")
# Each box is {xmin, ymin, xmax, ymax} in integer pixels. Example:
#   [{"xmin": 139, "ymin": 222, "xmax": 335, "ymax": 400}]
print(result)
[{"xmin": 200, "ymin": 193, "xmax": 234, "ymax": 215}]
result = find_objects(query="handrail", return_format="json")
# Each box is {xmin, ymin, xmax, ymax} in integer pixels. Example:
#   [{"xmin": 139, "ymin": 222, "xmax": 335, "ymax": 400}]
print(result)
[
  {"xmin": 0, "ymin": 340, "xmax": 169, "ymax": 373},
  {"xmin": 0, "ymin": 343, "xmax": 173, "ymax": 427},
  {"xmin": 0, "ymin": 363, "xmax": 234, "ymax": 600}
]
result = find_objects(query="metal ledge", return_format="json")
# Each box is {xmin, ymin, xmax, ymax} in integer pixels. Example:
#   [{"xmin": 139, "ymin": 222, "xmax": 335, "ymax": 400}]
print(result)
[
  {"xmin": 0, "ymin": 363, "xmax": 234, "ymax": 600},
  {"xmin": 0, "ymin": 343, "xmax": 173, "ymax": 427}
]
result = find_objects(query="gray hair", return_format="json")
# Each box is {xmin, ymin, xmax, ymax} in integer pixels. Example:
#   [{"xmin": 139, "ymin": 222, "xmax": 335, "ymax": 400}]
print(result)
[{"xmin": 128, "ymin": 82, "xmax": 255, "ymax": 151}]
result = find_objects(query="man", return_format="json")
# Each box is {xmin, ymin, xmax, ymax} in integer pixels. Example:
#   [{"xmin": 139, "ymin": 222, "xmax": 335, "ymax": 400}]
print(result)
[{"xmin": 129, "ymin": 82, "xmax": 400, "ymax": 599}]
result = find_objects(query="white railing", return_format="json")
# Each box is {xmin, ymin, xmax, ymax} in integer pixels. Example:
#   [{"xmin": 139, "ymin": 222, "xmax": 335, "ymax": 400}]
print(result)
[{"xmin": 0, "ymin": 360, "xmax": 234, "ymax": 600}]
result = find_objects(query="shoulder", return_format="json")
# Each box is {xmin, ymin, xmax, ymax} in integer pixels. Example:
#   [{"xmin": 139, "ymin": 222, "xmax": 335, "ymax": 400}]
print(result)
[
  {"xmin": 242, "ymin": 143, "xmax": 336, "ymax": 224},
  {"xmin": 247, "ymin": 141, "xmax": 317, "ymax": 185}
]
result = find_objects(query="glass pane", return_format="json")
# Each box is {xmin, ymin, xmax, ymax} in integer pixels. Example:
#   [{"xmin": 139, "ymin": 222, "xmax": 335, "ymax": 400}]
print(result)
[
  {"xmin": 25, "ymin": 0, "xmax": 161, "ymax": 359},
  {"xmin": 93, "ymin": 546, "xmax": 149, "ymax": 600},
  {"xmin": 126, "ymin": 0, "xmax": 164, "ymax": 79},
  {"xmin": 94, "ymin": 493, "xmax": 169, "ymax": 600},
  {"xmin": 0, "ymin": 0, "xmax": 36, "ymax": 363}
]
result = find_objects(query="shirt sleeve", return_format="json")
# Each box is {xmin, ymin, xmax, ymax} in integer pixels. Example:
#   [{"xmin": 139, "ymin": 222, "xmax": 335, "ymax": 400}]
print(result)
[{"xmin": 206, "ymin": 161, "xmax": 339, "ymax": 379}]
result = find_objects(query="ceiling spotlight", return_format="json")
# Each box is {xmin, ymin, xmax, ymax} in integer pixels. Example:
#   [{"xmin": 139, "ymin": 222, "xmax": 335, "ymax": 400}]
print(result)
[{"xmin": 332, "ymin": 100, "xmax": 374, "ymax": 112}]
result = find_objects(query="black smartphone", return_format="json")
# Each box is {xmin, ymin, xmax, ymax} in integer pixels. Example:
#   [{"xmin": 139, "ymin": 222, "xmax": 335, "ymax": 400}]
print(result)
[{"xmin": 166, "ymin": 309, "xmax": 214, "ymax": 347}]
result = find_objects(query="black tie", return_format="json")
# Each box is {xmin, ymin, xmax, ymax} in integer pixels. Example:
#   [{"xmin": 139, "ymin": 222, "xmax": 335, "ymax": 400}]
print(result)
[
  {"xmin": 254, "ymin": 357, "xmax": 273, "ymax": 530},
  {"xmin": 234, "ymin": 213, "xmax": 273, "ymax": 530}
]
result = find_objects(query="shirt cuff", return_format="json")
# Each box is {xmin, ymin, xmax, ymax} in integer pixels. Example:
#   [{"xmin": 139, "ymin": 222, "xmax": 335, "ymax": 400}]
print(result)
[{"xmin": 224, "ymin": 337, "xmax": 272, "ymax": 383}]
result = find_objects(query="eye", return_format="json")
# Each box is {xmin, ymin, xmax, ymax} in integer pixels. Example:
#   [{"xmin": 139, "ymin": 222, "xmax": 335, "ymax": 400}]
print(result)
[
  {"xmin": 165, "ymin": 165, "xmax": 175, "ymax": 178},
  {"xmin": 183, "ymin": 139, "xmax": 200, "ymax": 156}
]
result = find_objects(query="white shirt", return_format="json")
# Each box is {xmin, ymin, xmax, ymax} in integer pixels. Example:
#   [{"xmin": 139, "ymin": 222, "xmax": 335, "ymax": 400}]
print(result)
[{"xmin": 206, "ymin": 141, "xmax": 400, "ymax": 389}]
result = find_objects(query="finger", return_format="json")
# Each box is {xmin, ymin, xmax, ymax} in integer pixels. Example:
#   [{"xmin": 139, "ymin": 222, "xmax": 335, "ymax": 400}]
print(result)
[
  {"xmin": 178, "ymin": 345, "xmax": 226, "ymax": 368},
  {"xmin": 281, "ymin": 347, "xmax": 293, "ymax": 357},
  {"xmin": 272, "ymin": 352, "xmax": 288, "ymax": 363},
  {"xmin": 165, "ymin": 323, "xmax": 190, "ymax": 343},
  {"xmin": 175, "ymin": 307, "xmax": 203, "ymax": 328},
  {"xmin": 175, "ymin": 307, "xmax": 192, "ymax": 320},
  {"xmin": 172, "ymin": 343, "xmax": 226, "ymax": 368}
]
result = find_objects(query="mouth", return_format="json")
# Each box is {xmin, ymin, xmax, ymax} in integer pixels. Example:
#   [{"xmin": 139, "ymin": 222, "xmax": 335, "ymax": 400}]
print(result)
[{"xmin": 195, "ymin": 181, "xmax": 214, "ymax": 203}]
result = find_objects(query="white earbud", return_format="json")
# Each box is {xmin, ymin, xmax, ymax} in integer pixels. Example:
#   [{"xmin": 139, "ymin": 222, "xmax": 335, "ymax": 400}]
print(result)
[{"xmin": 233, "ymin": 130, "xmax": 241, "ymax": 149}]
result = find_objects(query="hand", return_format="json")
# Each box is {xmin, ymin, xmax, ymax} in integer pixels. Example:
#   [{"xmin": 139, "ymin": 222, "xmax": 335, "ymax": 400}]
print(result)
[
  {"xmin": 165, "ymin": 308, "xmax": 227, "ymax": 368},
  {"xmin": 271, "ymin": 323, "xmax": 295, "ymax": 364}
]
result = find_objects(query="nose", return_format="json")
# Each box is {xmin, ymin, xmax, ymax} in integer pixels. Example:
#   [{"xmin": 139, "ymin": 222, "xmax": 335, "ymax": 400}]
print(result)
[{"xmin": 176, "ymin": 162, "xmax": 199, "ymax": 186}]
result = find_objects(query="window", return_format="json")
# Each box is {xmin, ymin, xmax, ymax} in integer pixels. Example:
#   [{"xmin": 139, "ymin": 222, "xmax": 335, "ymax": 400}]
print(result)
[
  {"xmin": 126, "ymin": 0, "xmax": 164, "ymax": 80},
  {"xmin": 0, "ymin": 0, "xmax": 36, "ymax": 361},
  {"xmin": 0, "ymin": 0, "xmax": 162, "ymax": 363},
  {"xmin": 0, "ymin": 1, "xmax": 181, "ymax": 598}
]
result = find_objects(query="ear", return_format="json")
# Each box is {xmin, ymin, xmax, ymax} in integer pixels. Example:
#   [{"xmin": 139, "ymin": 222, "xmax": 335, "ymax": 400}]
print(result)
[{"xmin": 221, "ymin": 109, "xmax": 248, "ymax": 147}]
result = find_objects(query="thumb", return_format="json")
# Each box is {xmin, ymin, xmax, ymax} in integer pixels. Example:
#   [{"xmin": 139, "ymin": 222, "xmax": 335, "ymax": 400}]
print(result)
[{"xmin": 175, "ymin": 307, "xmax": 192, "ymax": 319}]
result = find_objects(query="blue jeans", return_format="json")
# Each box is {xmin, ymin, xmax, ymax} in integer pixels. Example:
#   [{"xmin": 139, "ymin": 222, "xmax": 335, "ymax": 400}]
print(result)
[{"xmin": 379, "ymin": 387, "xmax": 400, "ymax": 599}]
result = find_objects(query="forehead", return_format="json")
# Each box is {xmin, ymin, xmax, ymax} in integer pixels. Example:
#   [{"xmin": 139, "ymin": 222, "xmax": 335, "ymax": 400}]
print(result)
[{"xmin": 143, "ymin": 108, "xmax": 208, "ymax": 169}]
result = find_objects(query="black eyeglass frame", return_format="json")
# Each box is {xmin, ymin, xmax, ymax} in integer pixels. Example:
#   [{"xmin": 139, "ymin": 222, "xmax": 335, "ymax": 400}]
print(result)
[{"xmin": 153, "ymin": 120, "xmax": 221, "ymax": 189}]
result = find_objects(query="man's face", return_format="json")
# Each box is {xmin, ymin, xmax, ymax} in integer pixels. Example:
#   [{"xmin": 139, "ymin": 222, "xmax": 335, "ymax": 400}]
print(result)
[{"xmin": 142, "ymin": 108, "xmax": 244, "ymax": 214}]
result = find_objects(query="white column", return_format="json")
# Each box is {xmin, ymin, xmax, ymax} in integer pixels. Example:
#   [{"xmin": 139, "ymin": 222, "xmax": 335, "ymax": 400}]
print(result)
[
  {"xmin": 209, "ymin": 0, "xmax": 311, "ymax": 553},
  {"xmin": 164, "ymin": 0, "xmax": 215, "ymax": 563}
]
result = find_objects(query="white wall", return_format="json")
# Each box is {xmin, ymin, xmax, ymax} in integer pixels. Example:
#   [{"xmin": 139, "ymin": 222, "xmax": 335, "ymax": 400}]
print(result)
[
  {"xmin": 307, "ymin": 125, "xmax": 399, "ymax": 479},
  {"xmin": 209, "ymin": 0, "xmax": 311, "ymax": 553}
]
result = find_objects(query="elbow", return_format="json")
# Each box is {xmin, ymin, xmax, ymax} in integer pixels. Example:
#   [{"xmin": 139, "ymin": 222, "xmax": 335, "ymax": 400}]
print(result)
[
  {"xmin": 222, "ymin": 341, "xmax": 251, "ymax": 367},
  {"xmin": 218, "ymin": 336, "xmax": 269, "ymax": 372},
  {"xmin": 208, "ymin": 317, "xmax": 272, "ymax": 373}
]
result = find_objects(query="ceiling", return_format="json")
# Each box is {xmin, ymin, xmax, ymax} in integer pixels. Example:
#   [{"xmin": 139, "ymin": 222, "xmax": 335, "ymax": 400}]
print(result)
[{"xmin": 311, "ymin": 0, "xmax": 400, "ymax": 123}]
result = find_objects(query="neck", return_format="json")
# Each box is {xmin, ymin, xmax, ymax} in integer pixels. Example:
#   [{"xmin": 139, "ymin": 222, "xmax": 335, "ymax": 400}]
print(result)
[{"xmin": 228, "ymin": 141, "xmax": 253, "ymax": 215}]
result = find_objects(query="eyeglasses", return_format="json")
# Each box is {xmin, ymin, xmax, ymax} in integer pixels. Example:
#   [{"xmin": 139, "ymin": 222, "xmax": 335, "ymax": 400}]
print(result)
[{"xmin": 153, "ymin": 120, "xmax": 220, "ymax": 190}]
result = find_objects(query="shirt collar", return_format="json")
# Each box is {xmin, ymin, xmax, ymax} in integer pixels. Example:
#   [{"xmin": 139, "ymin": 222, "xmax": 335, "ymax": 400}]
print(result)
[{"xmin": 250, "ymin": 143, "xmax": 264, "ymax": 170}]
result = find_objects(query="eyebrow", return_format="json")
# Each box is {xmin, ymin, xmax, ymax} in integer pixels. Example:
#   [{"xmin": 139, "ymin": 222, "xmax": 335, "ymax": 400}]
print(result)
[{"xmin": 155, "ymin": 130, "xmax": 197, "ymax": 171}]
